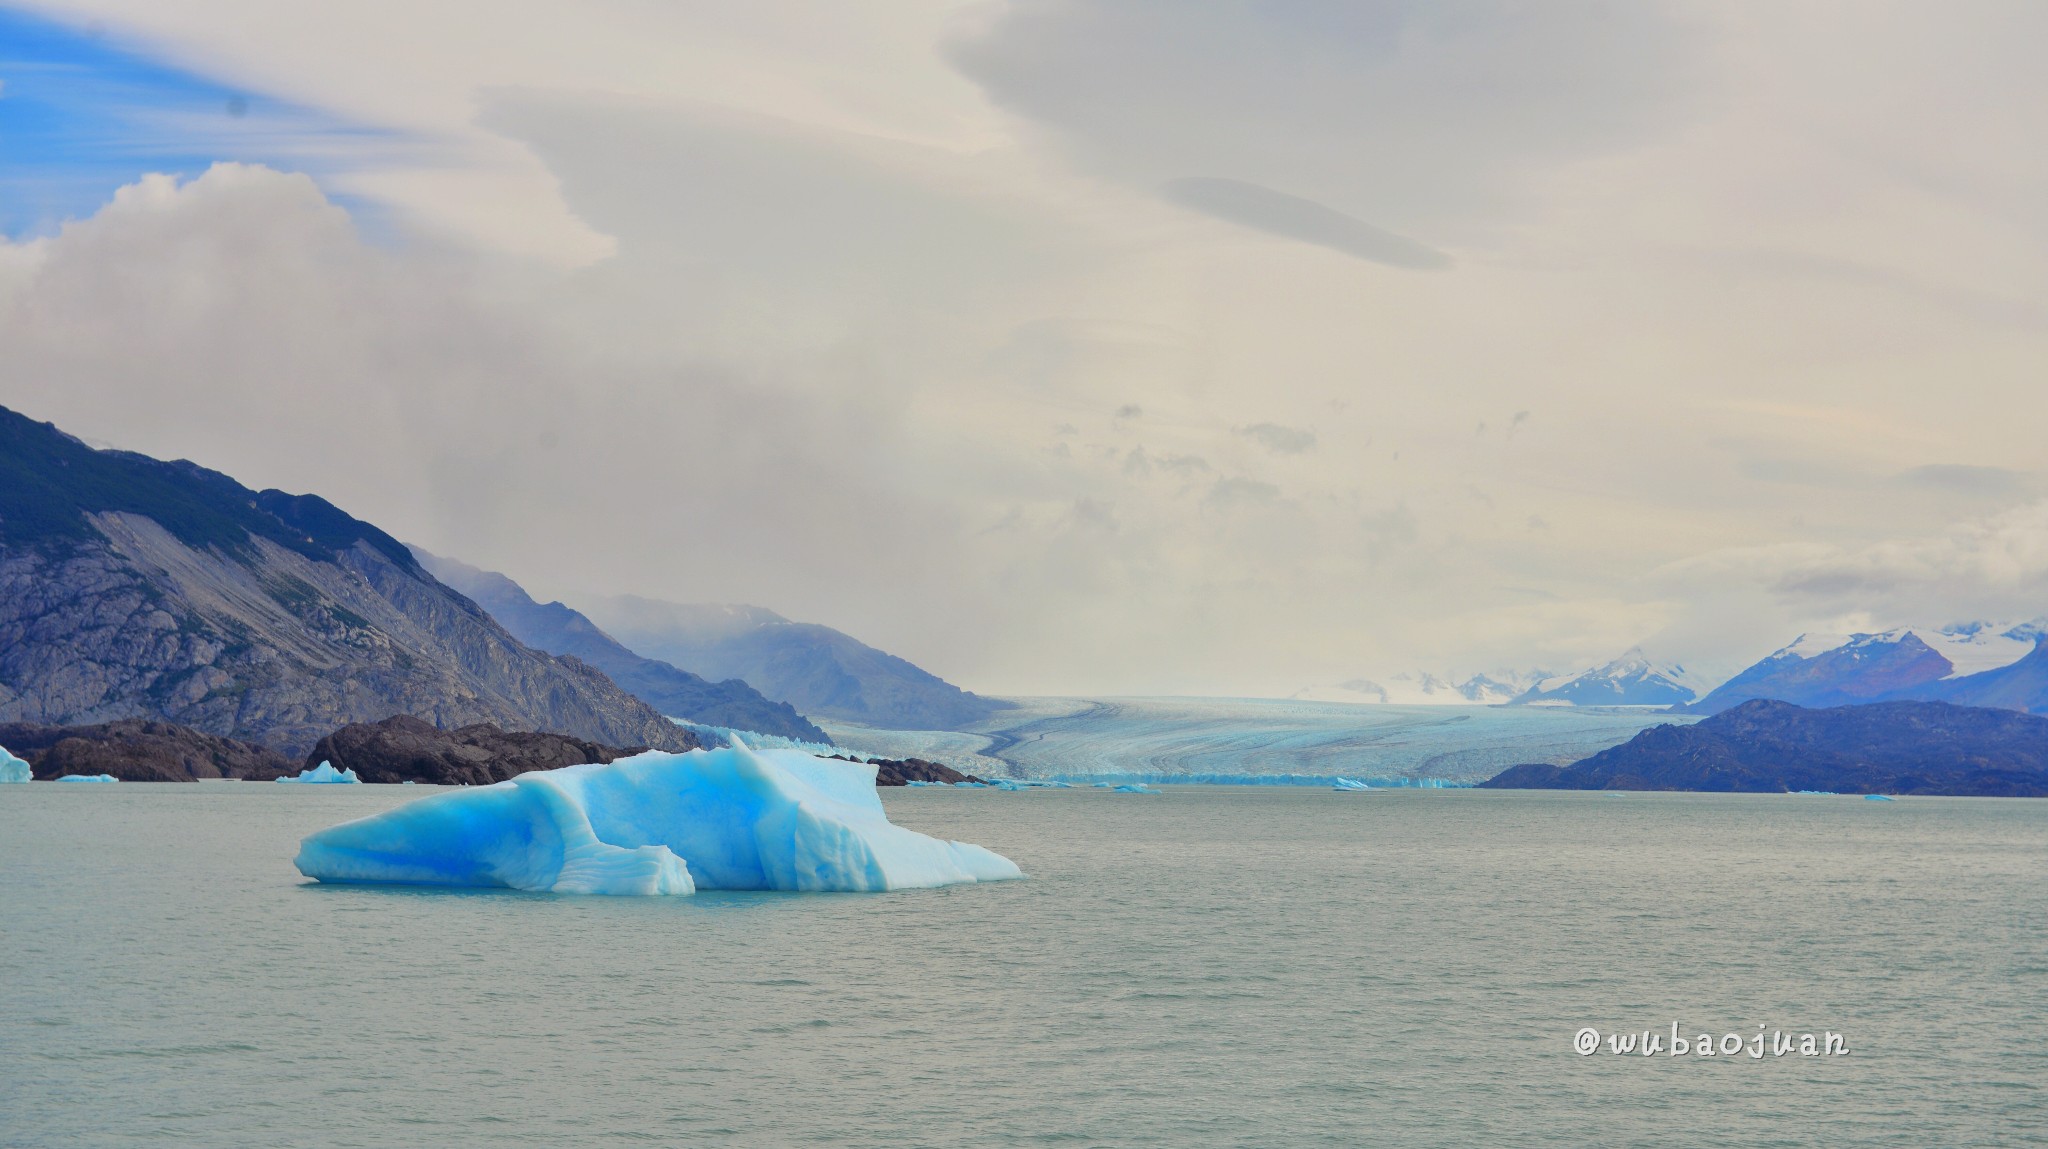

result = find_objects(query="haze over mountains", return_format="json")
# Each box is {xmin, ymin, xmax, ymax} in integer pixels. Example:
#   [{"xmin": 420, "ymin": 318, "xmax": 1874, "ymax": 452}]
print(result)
[
  {"xmin": 413, "ymin": 551, "xmax": 829, "ymax": 743},
  {"xmin": 583, "ymin": 596, "xmax": 1010, "ymax": 732}
]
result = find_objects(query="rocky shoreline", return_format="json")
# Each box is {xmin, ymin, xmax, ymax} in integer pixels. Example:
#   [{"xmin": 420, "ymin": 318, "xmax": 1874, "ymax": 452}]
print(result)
[{"xmin": 1, "ymin": 713, "xmax": 986, "ymax": 786}]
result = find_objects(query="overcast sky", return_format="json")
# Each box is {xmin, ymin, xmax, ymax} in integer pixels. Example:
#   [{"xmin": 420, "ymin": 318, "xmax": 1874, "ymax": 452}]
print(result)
[{"xmin": 3, "ymin": 1, "xmax": 2046, "ymax": 696}]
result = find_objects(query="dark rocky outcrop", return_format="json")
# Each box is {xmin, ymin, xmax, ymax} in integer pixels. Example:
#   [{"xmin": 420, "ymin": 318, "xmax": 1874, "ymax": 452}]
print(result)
[
  {"xmin": 856, "ymin": 755, "xmax": 984, "ymax": 786},
  {"xmin": 413, "ymin": 550, "xmax": 829, "ymax": 743},
  {"xmin": 0, "ymin": 405, "xmax": 695, "ymax": 756},
  {"xmin": 0, "ymin": 718, "xmax": 294, "ymax": 781},
  {"xmin": 305, "ymin": 714, "xmax": 702, "ymax": 786},
  {"xmin": 1480, "ymin": 698, "xmax": 2048, "ymax": 796}
]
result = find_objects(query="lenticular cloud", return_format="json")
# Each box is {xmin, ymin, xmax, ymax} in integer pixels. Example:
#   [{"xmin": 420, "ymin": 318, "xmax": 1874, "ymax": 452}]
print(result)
[{"xmin": 294, "ymin": 739, "xmax": 1022, "ymax": 896}]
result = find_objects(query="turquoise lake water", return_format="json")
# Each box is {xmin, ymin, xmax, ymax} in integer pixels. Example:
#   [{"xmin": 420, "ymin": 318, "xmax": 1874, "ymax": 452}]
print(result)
[{"xmin": 3, "ymin": 784, "xmax": 2043, "ymax": 1147}]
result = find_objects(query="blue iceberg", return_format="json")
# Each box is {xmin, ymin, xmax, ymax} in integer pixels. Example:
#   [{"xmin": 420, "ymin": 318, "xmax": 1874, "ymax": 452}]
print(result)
[
  {"xmin": 278, "ymin": 761, "xmax": 362, "ymax": 784},
  {"xmin": 56, "ymin": 774, "xmax": 118, "ymax": 783},
  {"xmin": 293, "ymin": 739, "xmax": 1024, "ymax": 896},
  {"xmin": 1864, "ymin": 794, "xmax": 1896, "ymax": 801},
  {"xmin": 1112, "ymin": 783, "xmax": 1158, "ymax": 793},
  {"xmin": 0, "ymin": 745, "xmax": 29, "ymax": 784},
  {"xmin": 1331, "ymin": 777, "xmax": 1376, "ymax": 792}
]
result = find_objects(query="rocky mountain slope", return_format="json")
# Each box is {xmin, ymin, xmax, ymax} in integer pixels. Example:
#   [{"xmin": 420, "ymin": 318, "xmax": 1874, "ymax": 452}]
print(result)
[
  {"xmin": 1687, "ymin": 623, "xmax": 2048, "ymax": 715},
  {"xmin": 0, "ymin": 406, "xmax": 694, "ymax": 756},
  {"xmin": 1480, "ymin": 699, "xmax": 2048, "ymax": 796},
  {"xmin": 585, "ymin": 595, "xmax": 1010, "ymax": 731},
  {"xmin": 413, "ymin": 550, "xmax": 827, "ymax": 742}
]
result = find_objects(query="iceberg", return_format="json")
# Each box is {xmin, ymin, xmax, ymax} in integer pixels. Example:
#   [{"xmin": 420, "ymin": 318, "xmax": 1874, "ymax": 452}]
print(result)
[
  {"xmin": 56, "ymin": 774, "xmax": 118, "ymax": 783},
  {"xmin": 277, "ymin": 761, "xmax": 362, "ymax": 784},
  {"xmin": 1864, "ymin": 794, "xmax": 1897, "ymax": 801},
  {"xmin": 294, "ymin": 739, "xmax": 1023, "ymax": 896},
  {"xmin": 1112, "ymin": 783, "xmax": 1158, "ymax": 793},
  {"xmin": 1331, "ymin": 777, "xmax": 1376, "ymax": 792},
  {"xmin": 0, "ymin": 745, "xmax": 29, "ymax": 784}
]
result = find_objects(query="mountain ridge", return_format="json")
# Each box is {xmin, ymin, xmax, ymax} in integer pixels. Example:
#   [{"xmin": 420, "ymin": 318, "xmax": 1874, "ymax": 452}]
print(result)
[
  {"xmin": 0, "ymin": 405, "xmax": 694, "ymax": 755},
  {"xmin": 412, "ymin": 550, "xmax": 828, "ymax": 743},
  {"xmin": 585, "ymin": 594, "xmax": 1011, "ymax": 731}
]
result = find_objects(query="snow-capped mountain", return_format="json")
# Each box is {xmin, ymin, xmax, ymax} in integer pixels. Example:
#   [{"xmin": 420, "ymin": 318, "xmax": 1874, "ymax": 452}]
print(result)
[
  {"xmin": 1293, "ymin": 670, "xmax": 1546, "ymax": 706},
  {"xmin": 1688, "ymin": 620, "xmax": 2048, "ymax": 714},
  {"xmin": 1507, "ymin": 649, "xmax": 1700, "ymax": 707}
]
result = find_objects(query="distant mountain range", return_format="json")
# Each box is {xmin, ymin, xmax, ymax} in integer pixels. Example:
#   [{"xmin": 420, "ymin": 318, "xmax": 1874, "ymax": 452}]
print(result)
[
  {"xmin": 1686, "ymin": 622, "xmax": 2048, "ymax": 714},
  {"xmin": 1293, "ymin": 671, "xmax": 1541, "ymax": 706},
  {"xmin": 1481, "ymin": 698, "xmax": 2048, "ymax": 796},
  {"xmin": 0, "ymin": 405, "xmax": 692, "ymax": 755},
  {"xmin": 413, "ymin": 550, "xmax": 828, "ymax": 743},
  {"xmin": 582, "ymin": 596, "xmax": 1010, "ymax": 731},
  {"xmin": 1508, "ymin": 649, "xmax": 1700, "ymax": 707},
  {"xmin": 1309, "ymin": 621, "xmax": 2048, "ymax": 717},
  {"xmin": 1298, "ymin": 649, "xmax": 1699, "ymax": 708}
]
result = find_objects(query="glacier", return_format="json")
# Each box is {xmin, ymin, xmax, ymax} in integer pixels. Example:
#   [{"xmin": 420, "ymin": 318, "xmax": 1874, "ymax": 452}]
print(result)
[
  {"xmin": 0, "ymin": 745, "xmax": 29, "ymax": 783},
  {"xmin": 293, "ymin": 738, "xmax": 1023, "ymax": 896},
  {"xmin": 277, "ymin": 761, "xmax": 362, "ymax": 784}
]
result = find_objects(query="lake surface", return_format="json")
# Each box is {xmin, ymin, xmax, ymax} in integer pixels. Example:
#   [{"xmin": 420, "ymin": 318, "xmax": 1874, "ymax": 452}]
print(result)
[
  {"xmin": 3, "ymin": 784, "xmax": 2043, "ymax": 1147},
  {"xmin": 820, "ymin": 697, "xmax": 1692, "ymax": 782}
]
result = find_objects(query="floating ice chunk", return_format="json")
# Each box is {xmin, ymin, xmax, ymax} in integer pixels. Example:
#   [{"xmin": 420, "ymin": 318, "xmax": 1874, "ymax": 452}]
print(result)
[
  {"xmin": 953, "ymin": 780, "xmax": 987, "ymax": 788},
  {"xmin": 0, "ymin": 745, "xmax": 29, "ymax": 784},
  {"xmin": 294, "ymin": 738, "xmax": 1023, "ymax": 896},
  {"xmin": 1864, "ymin": 794, "xmax": 1896, "ymax": 801},
  {"xmin": 277, "ymin": 761, "xmax": 362, "ymax": 784},
  {"xmin": 1112, "ymin": 783, "xmax": 1157, "ymax": 793},
  {"xmin": 1331, "ymin": 777, "xmax": 1376, "ymax": 792},
  {"xmin": 56, "ymin": 774, "xmax": 118, "ymax": 783}
]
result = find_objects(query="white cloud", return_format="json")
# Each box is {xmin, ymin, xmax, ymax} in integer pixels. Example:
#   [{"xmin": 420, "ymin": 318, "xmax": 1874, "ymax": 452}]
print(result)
[{"xmin": 5, "ymin": 3, "xmax": 2048, "ymax": 697}]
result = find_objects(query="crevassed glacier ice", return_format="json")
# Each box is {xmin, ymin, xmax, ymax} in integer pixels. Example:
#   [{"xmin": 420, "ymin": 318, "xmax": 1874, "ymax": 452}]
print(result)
[
  {"xmin": 278, "ymin": 761, "xmax": 361, "ymax": 784},
  {"xmin": 57, "ymin": 774, "xmax": 118, "ymax": 783},
  {"xmin": 0, "ymin": 745, "xmax": 29, "ymax": 784},
  {"xmin": 294, "ymin": 739, "xmax": 1023, "ymax": 896}
]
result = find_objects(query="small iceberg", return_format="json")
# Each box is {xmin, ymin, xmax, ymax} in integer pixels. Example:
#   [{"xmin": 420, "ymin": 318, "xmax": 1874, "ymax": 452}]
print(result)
[
  {"xmin": 277, "ymin": 761, "xmax": 362, "ymax": 784},
  {"xmin": 1331, "ymin": 777, "xmax": 1376, "ymax": 792},
  {"xmin": 1864, "ymin": 794, "xmax": 1896, "ymax": 802},
  {"xmin": 1112, "ymin": 783, "xmax": 1158, "ymax": 793},
  {"xmin": 0, "ymin": 745, "xmax": 29, "ymax": 784},
  {"xmin": 294, "ymin": 738, "xmax": 1022, "ymax": 896},
  {"xmin": 56, "ymin": 774, "xmax": 118, "ymax": 783}
]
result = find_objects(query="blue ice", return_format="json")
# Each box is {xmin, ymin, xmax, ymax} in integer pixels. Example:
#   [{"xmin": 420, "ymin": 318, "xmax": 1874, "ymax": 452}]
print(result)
[
  {"xmin": 0, "ymin": 745, "xmax": 29, "ymax": 784},
  {"xmin": 1864, "ymin": 794, "xmax": 1896, "ymax": 801},
  {"xmin": 277, "ymin": 761, "xmax": 361, "ymax": 784},
  {"xmin": 1331, "ymin": 777, "xmax": 1376, "ymax": 792},
  {"xmin": 1112, "ymin": 783, "xmax": 1158, "ymax": 793},
  {"xmin": 56, "ymin": 774, "xmax": 117, "ymax": 783},
  {"xmin": 294, "ymin": 738, "xmax": 1024, "ymax": 896}
]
